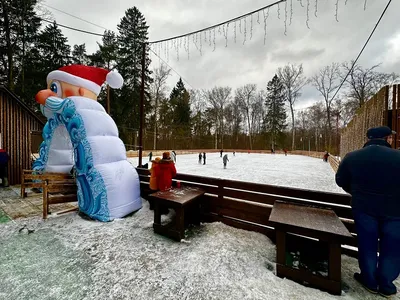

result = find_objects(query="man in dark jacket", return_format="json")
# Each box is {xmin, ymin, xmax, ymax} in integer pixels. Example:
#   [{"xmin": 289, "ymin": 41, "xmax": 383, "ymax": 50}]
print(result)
[{"xmin": 336, "ymin": 126, "xmax": 400, "ymax": 297}]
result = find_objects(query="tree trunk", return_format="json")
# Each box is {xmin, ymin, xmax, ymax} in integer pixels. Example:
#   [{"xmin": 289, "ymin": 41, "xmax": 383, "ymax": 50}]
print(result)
[
  {"xmin": 327, "ymin": 105, "xmax": 332, "ymax": 150},
  {"xmin": 290, "ymin": 104, "xmax": 295, "ymax": 150},
  {"xmin": 221, "ymin": 109, "xmax": 224, "ymax": 149},
  {"xmin": 247, "ymin": 114, "xmax": 253, "ymax": 150},
  {"xmin": 215, "ymin": 119, "xmax": 218, "ymax": 149},
  {"xmin": 271, "ymin": 133, "xmax": 275, "ymax": 151},
  {"xmin": 2, "ymin": 0, "xmax": 14, "ymax": 90}
]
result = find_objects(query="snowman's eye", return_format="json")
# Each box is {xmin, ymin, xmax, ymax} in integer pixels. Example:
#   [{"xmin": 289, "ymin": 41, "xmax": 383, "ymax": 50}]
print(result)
[{"xmin": 50, "ymin": 81, "xmax": 62, "ymax": 97}]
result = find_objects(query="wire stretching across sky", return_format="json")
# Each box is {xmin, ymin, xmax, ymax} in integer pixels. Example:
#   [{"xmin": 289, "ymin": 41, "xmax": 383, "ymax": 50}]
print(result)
[
  {"xmin": 148, "ymin": 47, "xmax": 196, "ymax": 90},
  {"xmin": 41, "ymin": 3, "xmax": 109, "ymax": 31},
  {"xmin": 328, "ymin": 0, "xmax": 392, "ymax": 104},
  {"xmin": 40, "ymin": 18, "xmax": 105, "ymax": 37},
  {"xmin": 148, "ymin": 0, "xmax": 286, "ymax": 44},
  {"xmin": 38, "ymin": 0, "xmax": 286, "ymax": 42}
]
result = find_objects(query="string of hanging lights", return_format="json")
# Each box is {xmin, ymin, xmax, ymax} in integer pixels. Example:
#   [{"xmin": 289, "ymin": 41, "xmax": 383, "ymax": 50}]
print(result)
[{"xmin": 147, "ymin": 0, "xmax": 368, "ymax": 61}]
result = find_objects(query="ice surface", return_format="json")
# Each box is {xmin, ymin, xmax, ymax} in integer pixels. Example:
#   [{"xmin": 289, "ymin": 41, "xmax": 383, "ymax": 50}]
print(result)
[{"xmin": 130, "ymin": 152, "xmax": 346, "ymax": 194}]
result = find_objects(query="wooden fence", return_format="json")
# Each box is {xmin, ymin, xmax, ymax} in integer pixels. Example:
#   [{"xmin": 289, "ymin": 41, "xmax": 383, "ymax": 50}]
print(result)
[
  {"xmin": 136, "ymin": 168, "xmax": 356, "ymax": 257},
  {"xmin": 340, "ymin": 85, "xmax": 400, "ymax": 158}
]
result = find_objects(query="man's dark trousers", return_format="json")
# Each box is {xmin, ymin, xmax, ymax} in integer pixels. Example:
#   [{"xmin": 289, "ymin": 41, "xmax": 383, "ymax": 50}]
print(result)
[{"xmin": 353, "ymin": 209, "xmax": 400, "ymax": 294}]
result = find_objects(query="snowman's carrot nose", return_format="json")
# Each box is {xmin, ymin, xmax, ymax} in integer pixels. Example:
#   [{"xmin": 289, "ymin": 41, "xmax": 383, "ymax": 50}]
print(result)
[{"xmin": 35, "ymin": 89, "xmax": 57, "ymax": 105}]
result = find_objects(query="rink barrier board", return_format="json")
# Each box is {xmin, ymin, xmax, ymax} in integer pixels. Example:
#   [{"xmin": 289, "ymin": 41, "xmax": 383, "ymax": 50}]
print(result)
[{"xmin": 136, "ymin": 168, "xmax": 357, "ymax": 257}]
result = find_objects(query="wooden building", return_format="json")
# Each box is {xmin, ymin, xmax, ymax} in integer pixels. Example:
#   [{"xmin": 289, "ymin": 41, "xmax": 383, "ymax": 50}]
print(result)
[{"xmin": 0, "ymin": 86, "xmax": 45, "ymax": 185}]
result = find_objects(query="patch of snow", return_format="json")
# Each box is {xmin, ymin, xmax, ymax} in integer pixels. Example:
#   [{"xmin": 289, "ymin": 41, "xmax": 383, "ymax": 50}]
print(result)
[{"xmin": 1, "ymin": 199, "xmax": 398, "ymax": 299}]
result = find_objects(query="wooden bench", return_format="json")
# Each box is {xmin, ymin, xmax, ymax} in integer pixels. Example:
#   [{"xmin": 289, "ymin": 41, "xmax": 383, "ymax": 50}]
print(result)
[
  {"xmin": 21, "ymin": 169, "xmax": 74, "ymax": 198},
  {"xmin": 149, "ymin": 187, "xmax": 205, "ymax": 241},
  {"xmin": 42, "ymin": 179, "xmax": 78, "ymax": 219},
  {"xmin": 268, "ymin": 201, "xmax": 352, "ymax": 295}
]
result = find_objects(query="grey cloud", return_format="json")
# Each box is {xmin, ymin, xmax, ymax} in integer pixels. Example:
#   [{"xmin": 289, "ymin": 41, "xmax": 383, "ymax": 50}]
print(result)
[
  {"xmin": 271, "ymin": 47, "xmax": 325, "ymax": 62},
  {"xmin": 45, "ymin": 0, "xmax": 400, "ymax": 107}
]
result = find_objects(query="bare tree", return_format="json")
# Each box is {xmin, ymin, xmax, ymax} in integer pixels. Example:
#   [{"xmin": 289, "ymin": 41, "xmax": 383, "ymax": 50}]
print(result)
[
  {"xmin": 342, "ymin": 61, "xmax": 399, "ymax": 108},
  {"xmin": 189, "ymin": 89, "xmax": 206, "ymax": 115},
  {"xmin": 277, "ymin": 64, "xmax": 308, "ymax": 150},
  {"xmin": 235, "ymin": 84, "xmax": 257, "ymax": 149},
  {"xmin": 205, "ymin": 87, "xmax": 232, "ymax": 149},
  {"xmin": 150, "ymin": 63, "xmax": 171, "ymax": 149},
  {"xmin": 225, "ymin": 98, "xmax": 243, "ymax": 146},
  {"xmin": 296, "ymin": 111, "xmax": 308, "ymax": 150},
  {"xmin": 306, "ymin": 102, "xmax": 326, "ymax": 152},
  {"xmin": 311, "ymin": 62, "xmax": 341, "ymax": 149},
  {"xmin": 333, "ymin": 98, "xmax": 355, "ymax": 127},
  {"xmin": 253, "ymin": 90, "xmax": 266, "ymax": 135}
]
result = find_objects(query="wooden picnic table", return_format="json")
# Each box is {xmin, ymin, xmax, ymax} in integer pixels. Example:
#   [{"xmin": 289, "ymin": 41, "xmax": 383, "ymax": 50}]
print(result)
[
  {"xmin": 149, "ymin": 187, "xmax": 205, "ymax": 241},
  {"xmin": 268, "ymin": 201, "xmax": 352, "ymax": 295}
]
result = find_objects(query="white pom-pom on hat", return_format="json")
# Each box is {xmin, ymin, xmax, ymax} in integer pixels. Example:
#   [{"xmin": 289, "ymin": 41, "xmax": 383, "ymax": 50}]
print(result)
[{"xmin": 106, "ymin": 70, "xmax": 124, "ymax": 89}]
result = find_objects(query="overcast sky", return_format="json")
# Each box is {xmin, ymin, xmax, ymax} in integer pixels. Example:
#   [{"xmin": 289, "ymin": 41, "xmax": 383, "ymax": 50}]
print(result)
[{"xmin": 41, "ymin": 0, "xmax": 399, "ymax": 110}]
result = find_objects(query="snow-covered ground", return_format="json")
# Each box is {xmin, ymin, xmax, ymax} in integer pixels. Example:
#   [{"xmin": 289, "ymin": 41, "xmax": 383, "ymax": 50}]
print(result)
[
  {"xmin": 129, "ymin": 152, "xmax": 345, "ymax": 194},
  {"xmin": 1, "ymin": 153, "xmax": 398, "ymax": 299},
  {"xmin": 2, "ymin": 199, "xmax": 398, "ymax": 300}
]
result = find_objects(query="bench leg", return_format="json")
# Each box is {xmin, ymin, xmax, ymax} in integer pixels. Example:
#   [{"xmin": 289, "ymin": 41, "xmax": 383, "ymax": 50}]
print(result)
[
  {"xmin": 176, "ymin": 207, "xmax": 185, "ymax": 240},
  {"xmin": 154, "ymin": 201, "xmax": 161, "ymax": 225},
  {"xmin": 43, "ymin": 193, "xmax": 47, "ymax": 219},
  {"xmin": 21, "ymin": 181, "xmax": 25, "ymax": 198},
  {"xmin": 328, "ymin": 242, "xmax": 341, "ymax": 283},
  {"xmin": 43, "ymin": 183, "xmax": 48, "ymax": 219},
  {"xmin": 276, "ymin": 230, "xmax": 286, "ymax": 266},
  {"xmin": 193, "ymin": 201, "xmax": 201, "ymax": 226}
]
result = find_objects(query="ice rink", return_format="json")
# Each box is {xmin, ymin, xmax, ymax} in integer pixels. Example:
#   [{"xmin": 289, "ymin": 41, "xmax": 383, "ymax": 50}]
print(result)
[{"xmin": 129, "ymin": 152, "xmax": 345, "ymax": 194}]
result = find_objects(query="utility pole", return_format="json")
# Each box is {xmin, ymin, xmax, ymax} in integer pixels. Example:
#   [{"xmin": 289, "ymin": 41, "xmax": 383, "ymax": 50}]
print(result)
[
  {"xmin": 106, "ymin": 85, "xmax": 110, "ymax": 114},
  {"xmin": 138, "ymin": 43, "xmax": 146, "ymax": 168}
]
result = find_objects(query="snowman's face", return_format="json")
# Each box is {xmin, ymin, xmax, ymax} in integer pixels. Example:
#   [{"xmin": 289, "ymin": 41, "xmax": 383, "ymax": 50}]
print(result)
[{"xmin": 47, "ymin": 80, "xmax": 98, "ymax": 100}]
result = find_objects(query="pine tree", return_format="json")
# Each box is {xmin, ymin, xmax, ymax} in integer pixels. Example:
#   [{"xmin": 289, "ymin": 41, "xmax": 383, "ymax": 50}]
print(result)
[
  {"xmin": 265, "ymin": 74, "xmax": 287, "ymax": 150},
  {"xmin": 16, "ymin": 22, "xmax": 72, "ymax": 110},
  {"xmin": 36, "ymin": 22, "xmax": 71, "ymax": 75},
  {"xmin": 99, "ymin": 30, "xmax": 118, "ymax": 69},
  {"xmin": 88, "ymin": 30, "xmax": 118, "ymax": 69},
  {"xmin": 72, "ymin": 44, "xmax": 89, "ymax": 65},
  {"xmin": 114, "ymin": 7, "xmax": 152, "ymax": 144},
  {"xmin": 170, "ymin": 78, "xmax": 191, "ymax": 147},
  {"xmin": 0, "ymin": 0, "xmax": 41, "ymax": 92}
]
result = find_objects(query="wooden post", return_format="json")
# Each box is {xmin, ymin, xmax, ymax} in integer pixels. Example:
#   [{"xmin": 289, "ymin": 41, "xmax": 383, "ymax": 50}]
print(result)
[
  {"xmin": 138, "ymin": 43, "xmax": 146, "ymax": 167},
  {"xmin": 396, "ymin": 85, "xmax": 400, "ymax": 149},
  {"xmin": 43, "ymin": 180, "xmax": 48, "ymax": 219},
  {"xmin": 384, "ymin": 85, "xmax": 389, "ymax": 126},
  {"xmin": 392, "ymin": 85, "xmax": 397, "ymax": 149},
  {"xmin": 106, "ymin": 85, "xmax": 110, "ymax": 114}
]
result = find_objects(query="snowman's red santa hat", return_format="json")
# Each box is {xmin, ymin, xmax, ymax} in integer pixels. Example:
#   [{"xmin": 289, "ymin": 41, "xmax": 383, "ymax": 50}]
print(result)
[{"xmin": 47, "ymin": 65, "xmax": 124, "ymax": 96}]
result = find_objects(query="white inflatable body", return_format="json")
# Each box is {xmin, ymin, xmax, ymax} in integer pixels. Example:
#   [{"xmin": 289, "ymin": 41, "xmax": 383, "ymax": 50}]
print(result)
[{"xmin": 33, "ymin": 96, "xmax": 142, "ymax": 221}]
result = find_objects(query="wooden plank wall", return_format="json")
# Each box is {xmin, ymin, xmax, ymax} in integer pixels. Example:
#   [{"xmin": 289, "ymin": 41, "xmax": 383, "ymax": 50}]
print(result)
[
  {"xmin": 136, "ymin": 168, "xmax": 357, "ymax": 257},
  {"xmin": 0, "ymin": 87, "xmax": 44, "ymax": 185}
]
